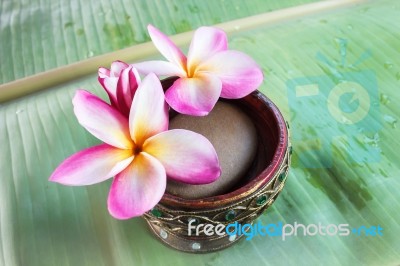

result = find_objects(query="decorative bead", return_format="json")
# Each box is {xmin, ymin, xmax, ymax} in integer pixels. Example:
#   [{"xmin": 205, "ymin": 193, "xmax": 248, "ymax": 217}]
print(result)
[
  {"xmin": 225, "ymin": 210, "xmax": 236, "ymax": 221},
  {"xmin": 256, "ymin": 194, "xmax": 268, "ymax": 206},
  {"xmin": 278, "ymin": 173, "xmax": 286, "ymax": 182},
  {"xmin": 160, "ymin": 229, "xmax": 168, "ymax": 239},
  {"xmin": 191, "ymin": 242, "xmax": 201, "ymax": 250},
  {"xmin": 289, "ymin": 146, "xmax": 293, "ymax": 155},
  {"xmin": 151, "ymin": 208, "xmax": 162, "ymax": 217}
]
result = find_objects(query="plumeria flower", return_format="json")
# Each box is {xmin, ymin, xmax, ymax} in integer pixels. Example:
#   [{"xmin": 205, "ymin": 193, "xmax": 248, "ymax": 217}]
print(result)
[
  {"xmin": 49, "ymin": 73, "xmax": 221, "ymax": 219},
  {"xmin": 98, "ymin": 61, "xmax": 140, "ymax": 117},
  {"xmin": 133, "ymin": 25, "xmax": 264, "ymax": 116}
]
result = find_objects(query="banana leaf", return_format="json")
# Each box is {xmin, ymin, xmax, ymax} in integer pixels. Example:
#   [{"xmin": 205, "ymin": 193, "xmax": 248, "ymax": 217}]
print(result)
[{"xmin": 1, "ymin": 0, "xmax": 399, "ymax": 265}]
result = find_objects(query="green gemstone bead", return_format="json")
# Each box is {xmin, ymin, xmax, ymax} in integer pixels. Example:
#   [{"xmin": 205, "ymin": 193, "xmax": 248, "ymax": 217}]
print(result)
[
  {"xmin": 151, "ymin": 208, "xmax": 162, "ymax": 217},
  {"xmin": 278, "ymin": 173, "xmax": 286, "ymax": 182},
  {"xmin": 225, "ymin": 210, "xmax": 236, "ymax": 221},
  {"xmin": 256, "ymin": 195, "xmax": 268, "ymax": 206}
]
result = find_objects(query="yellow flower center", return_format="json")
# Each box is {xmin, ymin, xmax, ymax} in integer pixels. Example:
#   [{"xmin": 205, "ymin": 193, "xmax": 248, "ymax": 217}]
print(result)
[
  {"xmin": 133, "ymin": 145, "xmax": 142, "ymax": 156},
  {"xmin": 187, "ymin": 62, "xmax": 198, "ymax": 78}
]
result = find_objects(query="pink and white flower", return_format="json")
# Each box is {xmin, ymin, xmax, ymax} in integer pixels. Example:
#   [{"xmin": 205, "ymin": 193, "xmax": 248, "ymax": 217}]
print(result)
[
  {"xmin": 133, "ymin": 25, "xmax": 264, "ymax": 116},
  {"xmin": 49, "ymin": 73, "xmax": 221, "ymax": 219},
  {"xmin": 98, "ymin": 61, "xmax": 140, "ymax": 117}
]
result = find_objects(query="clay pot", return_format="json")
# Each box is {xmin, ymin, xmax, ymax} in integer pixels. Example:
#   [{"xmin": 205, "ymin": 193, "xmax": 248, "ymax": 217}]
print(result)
[{"xmin": 143, "ymin": 90, "xmax": 291, "ymax": 253}]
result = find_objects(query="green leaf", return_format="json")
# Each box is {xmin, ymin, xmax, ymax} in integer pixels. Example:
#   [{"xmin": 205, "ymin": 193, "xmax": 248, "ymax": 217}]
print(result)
[
  {"xmin": 0, "ymin": 0, "xmax": 320, "ymax": 84},
  {"xmin": 1, "ymin": 0, "xmax": 400, "ymax": 265}
]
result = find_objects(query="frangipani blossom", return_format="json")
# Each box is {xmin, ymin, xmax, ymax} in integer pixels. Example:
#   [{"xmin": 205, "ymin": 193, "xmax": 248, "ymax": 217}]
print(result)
[
  {"xmin": 49, "ymin": 73, "xmax": 221, "ymax": 219},
  {"xmin": 98, "ymin": 61, "xmax": 140, "ymax": 117},
  {"xmin": 133, "ymin": 25, "xmax": 264, "ymax": 116}
]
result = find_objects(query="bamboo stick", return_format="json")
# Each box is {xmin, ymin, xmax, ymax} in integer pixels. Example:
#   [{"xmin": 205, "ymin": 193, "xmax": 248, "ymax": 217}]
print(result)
[{"xmin": 0, "ymin": 0, "xmax": 365, "ymax": 102}]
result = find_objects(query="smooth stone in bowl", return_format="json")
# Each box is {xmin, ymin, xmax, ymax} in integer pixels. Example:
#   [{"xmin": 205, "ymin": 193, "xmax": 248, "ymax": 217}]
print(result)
[{"xmin": 166, "ymin": 101, "xmax": 258, "ymax": 199}]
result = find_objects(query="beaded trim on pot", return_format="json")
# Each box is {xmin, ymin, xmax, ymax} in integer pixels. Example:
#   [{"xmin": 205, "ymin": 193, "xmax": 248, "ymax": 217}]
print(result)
[{"xmin": 143, "ymin": 140, "xmax": 291, "ymax": 253}]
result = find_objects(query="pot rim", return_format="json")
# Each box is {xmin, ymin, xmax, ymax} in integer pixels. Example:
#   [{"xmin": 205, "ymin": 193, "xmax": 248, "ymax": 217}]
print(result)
[{"xmin": 160, "ymin": 90, "xmax": 288, "ymax": 208}]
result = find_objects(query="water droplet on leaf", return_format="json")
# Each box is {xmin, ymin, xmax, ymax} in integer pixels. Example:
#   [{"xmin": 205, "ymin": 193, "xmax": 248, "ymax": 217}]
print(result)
[
  {"xmin": 363, "ymin": 133, "xmax": 379, "ymax": 146},
  {"xmin": 379, "ymin": 93, "xmax": 390, "ymax": 105},
  {"xmin": 383, "ymin": 115, "xmax": 397, "ymax": 128},
  {"xmin": 384, "ymin": 61, "xmax": 393, "ymax": 69}
]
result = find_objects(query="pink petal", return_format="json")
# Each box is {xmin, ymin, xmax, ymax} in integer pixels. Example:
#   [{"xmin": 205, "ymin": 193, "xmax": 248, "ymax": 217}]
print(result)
[
  {"xmin": 165, "ymin": 74, "xmax": 222, "ymax": 116},
  {"xmin": 147, "ymin": 24, "xmax": 187, "ymax": 70},
  {"xmin": 129, "ymin": 73, "xmax": 168, "ymax": 145},
  {"xmin": 144, "ymin": 129, "xmax": 221, "ymax": 184},
  {"xmin": 110, "ymin": 61, "xmax": 129, "ymax": 77},
  {"xmin": 107, "ymin": 152, "xmax": 166, "ymax": 219},
  {"xmin": 49, "ymin": 144, "xmax": 134, "ymax": 186},
  {"xmin": 98, "ymin": 61, "xmax": 130, "ymax": 108},
  {"xmin": 73, "ymin": 90, "xmax": 133, "ymax": 149},
  {"xmin": 98, "ymin": 67, "xmax": 110, "ymax": 78},
  {"xmin": 132, "ymin": 61, "xmax": 186, "ymax": 77},
  {"xmin": 98, "ymin": 71, "xmax": 119, "ymax": 107},
  {"xmin": 187, "ymin": 27, "xmax": 227, "ymax": 76},
  {"xmin": 116, "ymin": 66, "xmax": 140, "ymax": 117},
  {"xmin": 199, "ymin": 50, "xmax": 264, "ymax": 99}
]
